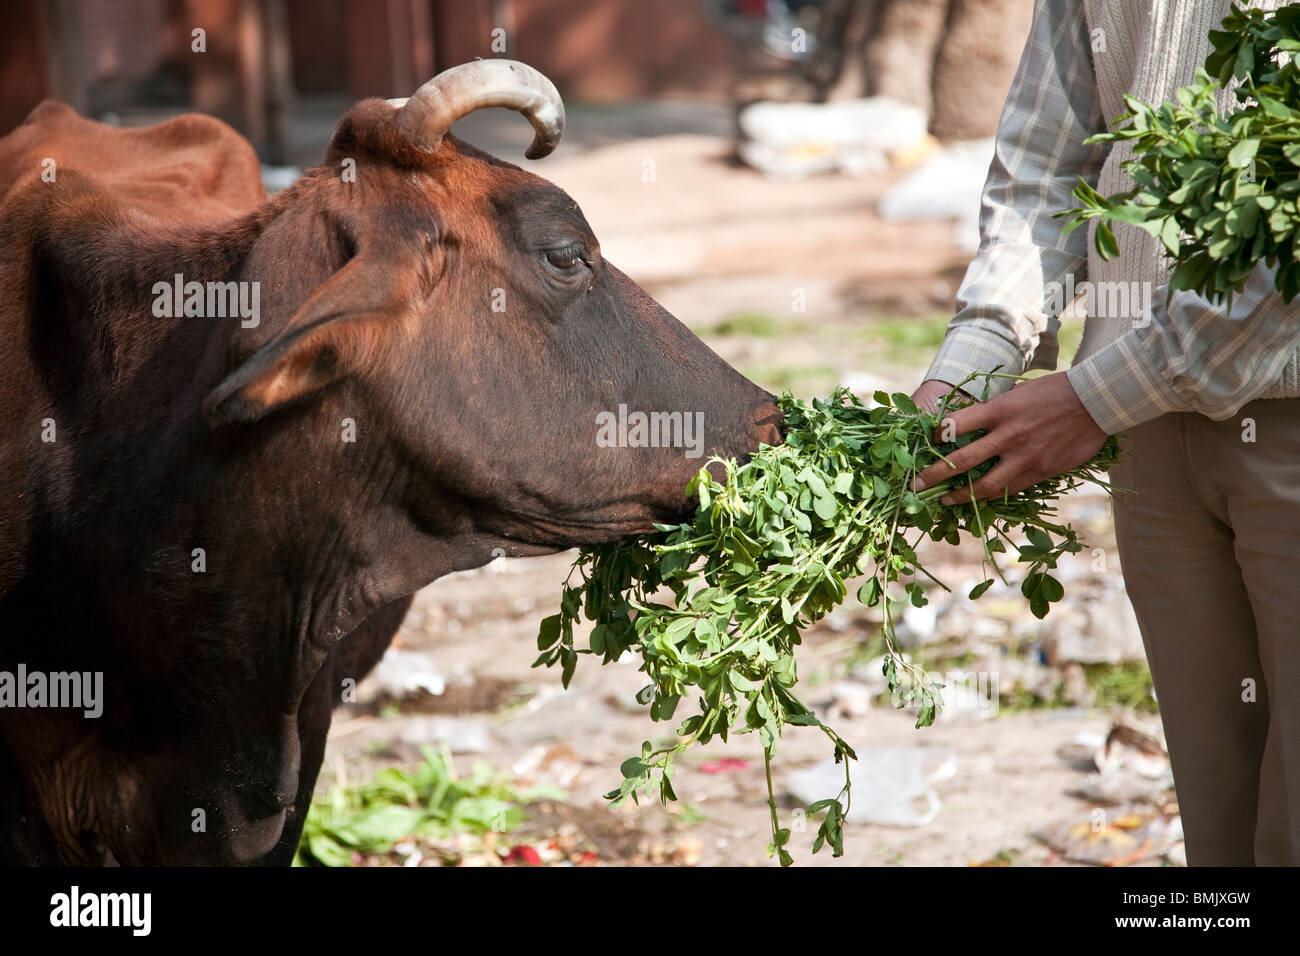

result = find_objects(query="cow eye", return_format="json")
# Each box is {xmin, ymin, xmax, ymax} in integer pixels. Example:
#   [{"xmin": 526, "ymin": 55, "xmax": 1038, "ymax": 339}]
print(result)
[{"xmin": 544, "ymin": 244, "xmax": 586, "ymax": 271}]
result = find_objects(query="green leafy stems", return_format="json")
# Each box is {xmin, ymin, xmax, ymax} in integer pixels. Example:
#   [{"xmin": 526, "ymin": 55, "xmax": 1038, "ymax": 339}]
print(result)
[
  {"xmin": 535, "ymin": 374, "xmax": 1120, "ymax": 865},
  {"xmin": 1060, "ymin": 3, "xmax": 1300, "ymax": 304}
]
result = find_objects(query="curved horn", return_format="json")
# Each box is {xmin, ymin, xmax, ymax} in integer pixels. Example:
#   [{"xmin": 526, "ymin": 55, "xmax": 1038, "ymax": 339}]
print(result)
[{"xmin": 390, "ymin": 59, "xmax": 565, "ymax": 159}]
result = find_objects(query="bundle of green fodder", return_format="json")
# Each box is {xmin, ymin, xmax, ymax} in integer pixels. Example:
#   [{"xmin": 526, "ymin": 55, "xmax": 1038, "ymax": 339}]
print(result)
[
  {"xmin": 1063, "ymin": 3, "xmax": 1300, "ymax": 303},
  {"xmin": 536, "ymin": 383, "xmax": 1120, "ymax": 864}
]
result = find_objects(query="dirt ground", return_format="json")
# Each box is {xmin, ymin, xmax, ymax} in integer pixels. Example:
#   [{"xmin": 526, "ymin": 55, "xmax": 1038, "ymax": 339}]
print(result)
[{"xmin": 316, "ymin": 121, "xmax": 1168, "ymax": 868}]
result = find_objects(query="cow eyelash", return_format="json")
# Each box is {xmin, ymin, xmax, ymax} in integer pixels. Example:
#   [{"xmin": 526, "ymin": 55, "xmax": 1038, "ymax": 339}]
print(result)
[{"xmin": 543, "ymin": 243, "xmax": 589, "ymax": 271}]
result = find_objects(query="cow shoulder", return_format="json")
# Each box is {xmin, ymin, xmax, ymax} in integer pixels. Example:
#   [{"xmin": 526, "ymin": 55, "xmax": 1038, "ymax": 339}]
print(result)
[{"xmin": 0, "ymin": 100, "xmax": 265, "ymax": 223}]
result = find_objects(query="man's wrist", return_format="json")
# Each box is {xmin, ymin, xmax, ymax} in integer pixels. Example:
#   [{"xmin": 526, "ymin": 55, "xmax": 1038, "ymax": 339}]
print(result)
[
  {"xmin": 925, "ymin": 325, "xmax": 1026, "ymax": 401},
  {"xmin": 1065, "ymin": 333, "xmax": 1180, "ymax": 434}
]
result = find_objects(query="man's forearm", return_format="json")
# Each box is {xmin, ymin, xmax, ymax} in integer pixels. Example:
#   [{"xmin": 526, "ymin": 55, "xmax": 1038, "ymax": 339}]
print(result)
[
  {"xmin": 923, "ymin": 0, "xmax": 1107, "ymax": 396},
  {"xmin": 1068, "ymin": 261, "xmax": 1300, "ymax": 433}
]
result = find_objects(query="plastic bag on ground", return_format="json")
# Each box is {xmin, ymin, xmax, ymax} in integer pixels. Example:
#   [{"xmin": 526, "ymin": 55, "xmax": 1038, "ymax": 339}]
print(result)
[
  {"xmin": 786, "ymin": 746, "xmax": 957, "ymax": 826},
  {"xmin": 878, "ymin": 138, "xmax": 995, "ymax": 252}
]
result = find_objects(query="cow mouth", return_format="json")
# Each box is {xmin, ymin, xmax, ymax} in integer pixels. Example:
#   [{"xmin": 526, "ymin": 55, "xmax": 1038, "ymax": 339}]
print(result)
[{"xmin": 492, "ymin": 505, "xmax": 670, "ymax": 548}]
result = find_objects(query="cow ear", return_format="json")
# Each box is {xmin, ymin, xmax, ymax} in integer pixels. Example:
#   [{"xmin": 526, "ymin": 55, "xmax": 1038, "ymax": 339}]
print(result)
[{"xmin": 203, "ymin": 257, "xmax": 411, "ymax": 426}]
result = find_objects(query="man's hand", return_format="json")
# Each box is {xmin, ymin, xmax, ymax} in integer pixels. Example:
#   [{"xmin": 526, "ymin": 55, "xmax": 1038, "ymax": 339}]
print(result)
[
  {"xmin": 911, "ymin": 378, "xmax": 969, "ymax": 413},
  {"xmin": 911, "ymin": 371, "xmax": 1108, "ymax": 505}
]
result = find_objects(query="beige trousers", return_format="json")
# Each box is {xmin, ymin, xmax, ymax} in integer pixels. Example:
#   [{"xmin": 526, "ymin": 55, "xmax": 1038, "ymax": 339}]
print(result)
[{"xmin": 1111, "ymin": 398, "xmax": 1300, "ymax": 865}]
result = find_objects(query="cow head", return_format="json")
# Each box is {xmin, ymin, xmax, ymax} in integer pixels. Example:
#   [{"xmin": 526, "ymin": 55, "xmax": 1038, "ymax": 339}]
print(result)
[{"xmin": 203, "ymin": 60, "xmax": 782, "ymax": 558}]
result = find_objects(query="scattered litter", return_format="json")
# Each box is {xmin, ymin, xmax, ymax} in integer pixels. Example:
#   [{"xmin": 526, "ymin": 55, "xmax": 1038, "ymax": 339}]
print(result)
[
  {"xmin": 512, "ymin": 743, "xmax": 583, "ymax": 787},
  {"xmin": 893, "ymin": 600, "xmax": 939, "ymax": 648},
  {"xmin": 878, "ymin": 138, "xmax": 994, "ymax": 252},
  {"xmin": 700, "ymin": 757, "xmax": 751, "ymax": 775},
  {"xmin": 1039, "ymin": 588, "xmax": 1146, "ymax": 665},
  {"xmin": 1074, "ymin": 771, "xmax": 1171, "ymax": 807},
  {"xmin": 737, "ymin": 97, "xmax": 932, "ymax": 179},
  {"xmin": 669, "ymin": 836, "xmax": 703, "ymax": 866},
  {"xmin": 969, "ymin": 848, "xmax": 1020, "ymax": 867},
  {"xmin": 1094, "ymin": 722, "xmax": 1170, "ymax": 779},
  {"xmin": 393, "ymin": 839, "xmax": 423, "ymax": 867},
  {"xmin": 786, "ymin": 746, "xmax": 956, "ymax": 826},
  {"xmin": 503, "ymin": 844, "xmax": 542, "ymax": 866},
  {"xmin": 397, "ymin": 717, "xmax": 490, "ymax": 754},
  {"xmin": 369, "ymin": 647, "xmax": 446, "ymax": 700},
  {"xmin": 878, "ymin": 137, "xmax": 993, "ymax": 219},
  {"xmin": 1034, "ymin": 807, "xmax": 1182, "ymax": 866},
  {"xmin": 825, "ymin": 680, "xmax": 873, "ymax": 719},
  {"xmin": 395, "ymin": 673, "xmax": 519, "ymax": 715}
]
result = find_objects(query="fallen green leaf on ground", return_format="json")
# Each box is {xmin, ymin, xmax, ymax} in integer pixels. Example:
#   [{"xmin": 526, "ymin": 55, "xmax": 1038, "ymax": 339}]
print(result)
[{"xmin": 295, "ymin": 745, "xmax": 560, "ymax": 866}]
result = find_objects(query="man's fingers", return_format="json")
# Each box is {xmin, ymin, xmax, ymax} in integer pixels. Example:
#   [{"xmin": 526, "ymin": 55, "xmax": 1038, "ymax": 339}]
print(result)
[
  {"xmin": 913, "ymin": 432, "xmax": 1002, "ymax": 490},
  {"xmin": 940, "ymin": 461, "xmax": 1029, "ymax": 505},
  {"xmin": 931, "ymin": 398, "xmax": 1000, "ymax": 444}
]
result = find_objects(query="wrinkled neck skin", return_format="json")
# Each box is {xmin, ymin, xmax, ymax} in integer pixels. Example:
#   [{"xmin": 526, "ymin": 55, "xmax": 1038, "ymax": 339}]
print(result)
[
  {"xmin": 60, "ymin": 185, "xmax": 502, "ymax": 682},
  {"xmin": 195, "ymin": 394, "xmax": 557, "ymax": 678},
  {"xmin": 18, "ymin": 409, "xmax": 501, "ymax": 865}
]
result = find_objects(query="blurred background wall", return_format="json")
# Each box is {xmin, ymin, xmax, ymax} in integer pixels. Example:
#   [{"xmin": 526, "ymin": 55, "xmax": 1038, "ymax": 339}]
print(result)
[{"xmin": 2, "ymin": 0, "xmax": 1033, "ymax": 162}]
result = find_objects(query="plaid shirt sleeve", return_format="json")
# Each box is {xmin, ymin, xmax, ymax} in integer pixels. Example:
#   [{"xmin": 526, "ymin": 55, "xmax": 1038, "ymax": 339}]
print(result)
[
  {"xmin": 924, "ymin": 0, "xmax": 1108, "ymax": 398},
  {"xmin": 1067, "ymin": 263, "xmax": 1300, "ymax": 432}
]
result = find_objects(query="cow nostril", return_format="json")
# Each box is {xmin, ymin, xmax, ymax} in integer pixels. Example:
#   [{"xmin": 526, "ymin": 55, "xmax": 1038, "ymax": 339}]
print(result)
[
  {"xmin": 243, "ymin": 788, "xmax": 293, "ymax": 819},
  {"xmin": 752, "ymin": 400, "xmax": 785, "ymax": 447}
]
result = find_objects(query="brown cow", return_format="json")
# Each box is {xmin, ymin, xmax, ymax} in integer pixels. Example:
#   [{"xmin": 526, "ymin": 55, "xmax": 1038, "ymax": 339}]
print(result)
[{"xmin": 0, "ymin": 60, "xmax": 781, "ymax": 865}]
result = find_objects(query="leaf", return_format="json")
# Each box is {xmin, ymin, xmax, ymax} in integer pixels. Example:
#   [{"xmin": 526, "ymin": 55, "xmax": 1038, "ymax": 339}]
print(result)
[
  {"xmin": 800, "ymin": 468, "xmax": 828, "ymax": 496},
  {"xmin": 1228, "ymin": 137, "xmax": 1260, "ymax": 168},
  {"xmin": 891, "ymin": 393, "xmax": 920, "ymax": 415},
  {"xmin": 1021, "ymin": 572, "xmax": 1065, "ymax": 619},
  {"xmin": 619, "ymin": 757, "xmax": 651, "ymax": 780},
  {"xmin": 1159, "ymin": 216, "xmax": 1182, "ymax": 254},
  {"xmin": 1029, "ymin": 591, "xmax": 1050, "ymax": 620},
  {"xmin": 857, "ymin": 577, "xmax": 883, "ymax": 607},
  {"xmin": 1025, "ymin": 527, "xmax": 1053, "ymax": 551},
  {"xmin": 968, "ymin": 579, "xmax": 994, "ymax": 600},
  {"xmin": 787, "ymin": 712, "xmax": 821, "ymax": 727},
  {"xmin": 1095, "ymin": 221, "xmax": 1120, "ymax": 259},
  {"xmin": 537, "ymin": 614, "xmax": 562, "ymax": 651}
]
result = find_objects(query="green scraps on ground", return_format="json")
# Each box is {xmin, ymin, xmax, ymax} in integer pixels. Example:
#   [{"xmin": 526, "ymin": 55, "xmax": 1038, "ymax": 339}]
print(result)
[{"xmin": 295, "ymin": 745, "xmax": 559, "ymax": 867}]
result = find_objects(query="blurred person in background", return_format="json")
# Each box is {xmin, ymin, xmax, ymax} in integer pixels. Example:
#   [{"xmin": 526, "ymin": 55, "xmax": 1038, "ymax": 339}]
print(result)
[{"xmin": 909, "ymin": 0, "xmax": 1299, "ymax": 865}]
